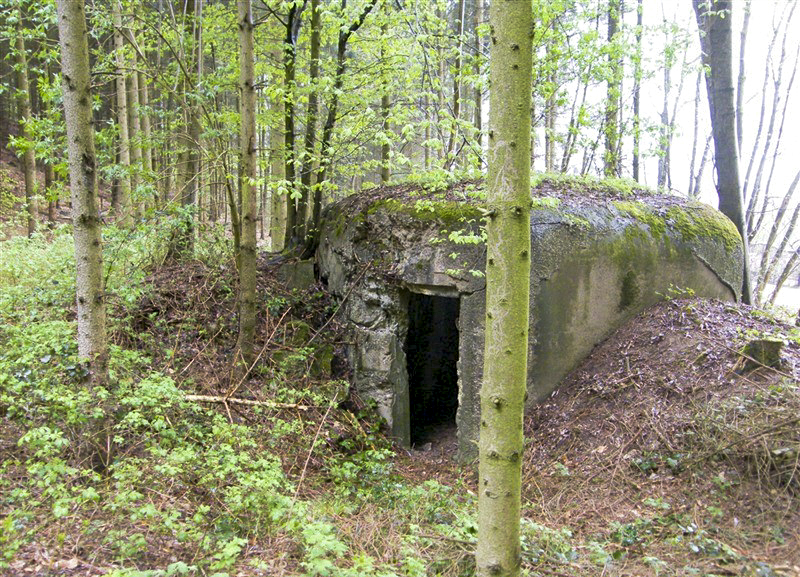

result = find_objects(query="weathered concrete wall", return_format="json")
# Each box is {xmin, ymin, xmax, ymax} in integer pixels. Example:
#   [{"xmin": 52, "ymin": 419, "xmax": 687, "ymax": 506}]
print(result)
[{"xmin": 316, "ymin": 180, "xmax": 744, "ymax": 460}]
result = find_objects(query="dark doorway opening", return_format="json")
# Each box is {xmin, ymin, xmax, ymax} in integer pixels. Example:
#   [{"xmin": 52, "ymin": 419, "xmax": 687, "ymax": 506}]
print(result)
[{"xmin": 405, "ymin": 293, "xmax": 460, "ymax": 447}]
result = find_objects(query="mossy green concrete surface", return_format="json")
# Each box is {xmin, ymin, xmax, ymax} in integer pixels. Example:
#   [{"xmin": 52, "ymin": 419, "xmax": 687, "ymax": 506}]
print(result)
[
  {"xmin": 366, "ymin": 197, "xmax": 484, "ymax": 224},
  {"xmin": 666, "ymin": 202, "xmax": 742, "ymax": 252},
  {"xmin": 317, "ymin": 179, "xmax": 744, "ymax": 461}
]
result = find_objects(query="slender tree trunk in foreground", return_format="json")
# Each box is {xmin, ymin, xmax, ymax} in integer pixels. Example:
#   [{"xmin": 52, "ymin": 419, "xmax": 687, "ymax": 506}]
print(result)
[
  {"xmin": 56, "ymin": 0, "xmax": 110, "ymax": 465},
  {"xmin": 693, "ymin": 0, "xmax": 753, "ymax": 304},
  {"xmin": 235, "ymin": 0, "xmax": 257, "ymax": 365},
  {"xmin": 476, "ymin": 1, "xmax": 532, "ymax": 575}
]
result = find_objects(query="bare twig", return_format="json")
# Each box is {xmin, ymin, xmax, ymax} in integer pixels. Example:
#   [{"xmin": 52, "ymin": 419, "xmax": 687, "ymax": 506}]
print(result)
[
  {"xmin": 184, "ymin": 394, "xmax": 312, "ymax": 410},
  {"xmin": 225, "ymin": 307, "xmax": 293, "ymax": 398},
  {"xmin": 308, "ymin": 261, "xmax": 372, "ymax": 345}
]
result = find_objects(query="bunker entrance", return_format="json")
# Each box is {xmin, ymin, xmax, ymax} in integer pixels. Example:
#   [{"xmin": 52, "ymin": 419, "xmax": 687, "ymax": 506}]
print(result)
[{"xmin": 405, "ymin": 292, "xmax": 460, "ymax": 447}]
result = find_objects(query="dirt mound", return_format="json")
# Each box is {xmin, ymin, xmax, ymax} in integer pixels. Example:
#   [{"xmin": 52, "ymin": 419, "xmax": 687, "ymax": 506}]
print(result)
[{"xmin": 522, "ymin": 297, "xmax": 800, "ymax": 574}]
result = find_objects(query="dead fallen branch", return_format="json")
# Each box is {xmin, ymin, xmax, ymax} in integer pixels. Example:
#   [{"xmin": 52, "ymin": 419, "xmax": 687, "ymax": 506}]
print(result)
[{"xmin": 184, "ymin": 394, "xmax": 311, "ymax": 411}]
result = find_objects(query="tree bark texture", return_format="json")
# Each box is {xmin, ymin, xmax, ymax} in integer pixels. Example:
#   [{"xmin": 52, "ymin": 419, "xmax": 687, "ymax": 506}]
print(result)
[
  {"xmin": 736, "ymin": 0, "xmax": 752, "ymax": 151},
  {"xmin": 445, "ymin": 0, "xmax": 465, "ymax": 166},
  {"xmin": 298, "ymin": 0, "xmax": 321, "ymax": 239},
  {"xmin": 269, "ymin": 71, "xmax": 286, "ymax": 252},
  {"xmin": 476, "ymin": 1, "xmax": 532, "ymax": 575},
  {"xmin": 693, "ymin": 0, "xmax": 753, "ymax": 304},
  {"xmin": 282, "ymin": 2, "xmax": 304, "ymax": 249},
  {"xmin": 632, "ymin": 0, "xmax": 642, "ymax": 181},
  {"xmin": 380, "ymin": 0, "xmax": 391, "ymax": 183},
  {"xmin": 56, "ymin": 0, "xmax": 110, "ymax": 433},
  {"xmin": 473, "ymin": 0, "xmax": 484, "ymax": 167},
  {"xmin": 127, "ymin": 63, "xmax": 142, "ymax": 217},
  {"xmin": 15, "ymin": 8, "xmax": 38, "ymax": 236},
  {"xmin": 112, "ymin": 0, "xmax": 132, "ymax": 227},
  {"xmin": 138, "ymin": 69, "xmax": 153, "ymax": 186},
  {"xmin": 604, "ymin": 0, "xmax": 622, "ymax": 177},
  {"xmin": 235, "ymin": 0, "xmax": 257, "ymax": 364}
]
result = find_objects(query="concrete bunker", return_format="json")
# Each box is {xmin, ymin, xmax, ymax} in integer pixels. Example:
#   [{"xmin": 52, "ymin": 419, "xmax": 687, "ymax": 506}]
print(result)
[{"xmin": 317, "ymin": 179, "xmax": 745, "ymax": 461}]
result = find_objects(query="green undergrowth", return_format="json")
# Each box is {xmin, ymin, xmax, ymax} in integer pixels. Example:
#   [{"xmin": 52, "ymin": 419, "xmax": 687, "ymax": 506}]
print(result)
[
  {"xmin": 532, "ymin": 172, "xmax": 652, "ymax": 197},
  {"xmin": 0, "ymin": 219, "xmax": 478, "ymax": 576},
  {"xmin": 2, "ymin": 217, "xmax": 796, "ymax": 576}
]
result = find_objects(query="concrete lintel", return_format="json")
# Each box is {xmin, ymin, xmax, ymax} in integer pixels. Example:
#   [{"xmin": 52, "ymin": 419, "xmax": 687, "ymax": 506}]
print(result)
[{"xmin": 402, "ymin": 282, "xmax": 460, "ymax": 298}]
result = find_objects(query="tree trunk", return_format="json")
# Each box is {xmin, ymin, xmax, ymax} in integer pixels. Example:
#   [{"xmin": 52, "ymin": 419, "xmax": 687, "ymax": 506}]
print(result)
[
  {"xmin": 742, "ymin": 3, "xmax": 790, "ymax": 234},
  {"xmin": 768, "ymin": 247, "xmax": 799, "ymax": 306},
  {"xmin": 544, "ymin": 18, "xmax": 557, "ymax": 173},
  {"xmin": 693, "ymin": 0, "xmax": 753, "ymax": 304},
  {"xmin": 173, "ymin": 0, "xmax": 203, "ymax": 257},
  {"xmin": 282, "ymin": 2, "xmax": 306, "ymax": 249},
  {"xmin": 307, "ymin": 0, "xmax": 377, "ymax": 253},
  {"xmin": 756, "ymin": 170, "xmax": 800, "ymax": 300},
  {"xmin": 476, "ymin": 1, "xmax": 532, "ymax": 575},
  {"xmin": 45, "ymin": 161, "xmax": 55, "ymax": 224},
  {"xmin": 56, "ymin": 0, "xmax": 110, "ymax": 466},
  {"xmin": 444, "ymin": 0, "xmax": 466, "ymax": 168},
  {"xmin": 473, "ymin": 0, "xmax": 483, "ymax": 168},
  {"xmin": 138, "ymin": 69, "xmax": 153, "ymax": 202},
  {"xmin": 380, "ymin": 0, "xmax": 391, "ymax": 183},
  {"xmin": 112, "ymin": 0, "xmax": 132, "ymax": 227},
  {"xmin": 632, "ymin": 0, "xmax": 642, "ymax": 181},
  {"xmin": 746, "ymin": 2, "xmax": 798, "ymax": 241},
  {"xmin": 604, "ymin": 0, "xmax": 622, "ymax": 177},
  {"xmin": 235, "ymin": 0, "xmax": 257, "ymax": 365},
  {"xmin": 298, "ymin": 0, "xmax": 321, "ymax": 239},
  {"xmin": 688, "ymin": 69, "xmax": 703, "ymax": 198},
  {"xmin": 736, "ymin": 0, "xmax": 752, "ymax": 151},
  {"xmin": 14, "ymin": 8, "xmax": 37, "ymax": 236},
  {"xmin": 424, "ymin": 93, "xmax": 431, "ymax": 170},
  {"xmin": 127, "ymin": 63, "xmax": 142, "ymax": 218},
  {"xmin": 269, "ymin": 68, "xmax": 286, "ymax": 252}
]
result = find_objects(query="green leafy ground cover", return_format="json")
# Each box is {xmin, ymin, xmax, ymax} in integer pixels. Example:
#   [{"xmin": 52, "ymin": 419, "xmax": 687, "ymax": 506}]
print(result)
[{"xmin": 1, "ymin": 220, "xmax": 799, "ymax": 576}]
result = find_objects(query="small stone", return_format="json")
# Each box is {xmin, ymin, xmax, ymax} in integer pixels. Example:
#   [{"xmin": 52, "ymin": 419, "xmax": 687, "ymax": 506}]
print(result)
[{"xmin": 738, "ymin": 338, "xmax": 783, "ymax": 372}]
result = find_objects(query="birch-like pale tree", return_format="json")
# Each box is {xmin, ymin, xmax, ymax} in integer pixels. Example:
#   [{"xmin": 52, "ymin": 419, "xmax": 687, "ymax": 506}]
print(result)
[
  {"xmin": 111, "ymin": 0, "xmax": 132, "ymax": 227},
  {"xmin": 476, "ymin": 0, "xmax": 532, "ymax": 574},
  {"xmin": 56, "ymin": 0, "xmax": 110, "ymax": 465}
]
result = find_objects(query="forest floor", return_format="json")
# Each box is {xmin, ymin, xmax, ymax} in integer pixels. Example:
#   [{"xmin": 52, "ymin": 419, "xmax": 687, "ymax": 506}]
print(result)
[{"xmin": 1, "ymin": 166, "xmax": 800, "ymax": 576}]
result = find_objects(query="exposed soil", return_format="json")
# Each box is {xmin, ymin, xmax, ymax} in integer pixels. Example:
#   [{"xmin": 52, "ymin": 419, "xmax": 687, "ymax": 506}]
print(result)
[
  {"xmin": 0, "ymin": 147, "xmax": 73, "ymax": 237},
  {"xmin": 518, "ymin": 298, "xmax": 800, "ymax": 575}
]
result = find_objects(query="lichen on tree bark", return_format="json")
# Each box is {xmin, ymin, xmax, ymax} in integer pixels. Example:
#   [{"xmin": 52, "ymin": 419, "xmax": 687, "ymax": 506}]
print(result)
[{"xmin": 476, "ymin": 1, "xmax": 532, "ymax": 576}]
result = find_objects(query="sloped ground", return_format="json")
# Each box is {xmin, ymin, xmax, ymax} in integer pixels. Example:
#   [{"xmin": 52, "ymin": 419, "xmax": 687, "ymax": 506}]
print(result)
[
  {"xmin": 2, "ymin": 214, "xmax": 799, "ymax": 576},
  {"xmin": 520, "ymin": 298, "xmax": 800, "ymax": 576}
]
